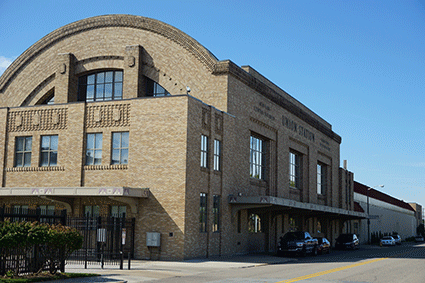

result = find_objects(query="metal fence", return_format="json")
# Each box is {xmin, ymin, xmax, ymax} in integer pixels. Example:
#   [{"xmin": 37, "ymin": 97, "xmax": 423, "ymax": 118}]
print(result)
[
  {"xmin": 0, "ymin": 207, "xmax": 135, "ymax": 274},
  {"xmin": 66, "ymin": 215, "xmax": 135, "ymax": 268}
]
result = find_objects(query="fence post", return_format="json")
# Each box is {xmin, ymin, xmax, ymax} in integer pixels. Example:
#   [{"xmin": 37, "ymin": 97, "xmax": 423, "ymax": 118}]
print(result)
[
  {"xmin": 84, "ymin": 215, "xmax": 89, "ymax": 269},
  {"xmin": 128, "ymin": 252, "xmax": 131, "ymax": 270},
  {"xmin": 0, "ymin": 205, "xmax": 4, "ymax": 222}
]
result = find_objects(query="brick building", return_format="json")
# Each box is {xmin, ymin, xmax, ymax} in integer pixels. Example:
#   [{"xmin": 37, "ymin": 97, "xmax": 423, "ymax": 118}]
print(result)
[{"xmin": 0, "ymin": 15, "xmax": 364, "ymax": 260}]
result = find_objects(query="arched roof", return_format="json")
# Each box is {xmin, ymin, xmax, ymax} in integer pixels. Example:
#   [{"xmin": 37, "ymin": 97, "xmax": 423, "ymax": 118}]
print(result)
[{"xmin": 0, "ymin": 14, "xmax": 218, "ymax": 93}]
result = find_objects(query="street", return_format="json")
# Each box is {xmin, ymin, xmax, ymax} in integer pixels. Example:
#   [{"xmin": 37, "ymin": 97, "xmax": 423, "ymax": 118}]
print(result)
[
  {"xmin": 145, "ymin": 242, "xmax": 425, "ymax": 283},
  {"xmin": 59, "ymin": 242, "xmax": 425, "ymax": 283}
]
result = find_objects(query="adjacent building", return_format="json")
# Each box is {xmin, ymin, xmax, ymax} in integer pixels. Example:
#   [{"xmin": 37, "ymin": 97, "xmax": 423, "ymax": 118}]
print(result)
[
  {"xmin": 354, "ymin": 181, "xmax": 417, "ymax": 242},
  {"xmin": 0, "ymin": 15, "xmax": 365, "ymax": 260}
]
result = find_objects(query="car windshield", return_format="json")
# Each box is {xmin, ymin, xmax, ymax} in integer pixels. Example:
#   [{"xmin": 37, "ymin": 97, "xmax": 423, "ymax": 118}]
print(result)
[
  {"xmin": 282, "ymin": 232, "xmax": 305, "ymax": 241},
  {"xmin": 337, "ymin": 234, "xmax": 353, "ymax": 241}
]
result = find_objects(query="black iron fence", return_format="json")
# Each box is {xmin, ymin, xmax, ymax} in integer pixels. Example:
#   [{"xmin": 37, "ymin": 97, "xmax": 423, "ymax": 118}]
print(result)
[
  {"xmin": 67, "ymin": 215, "xmax": 135, "ymax": 268},
  {"xmin": 0, "ymin": 207, "xmax": 135, "ymax": 274}
]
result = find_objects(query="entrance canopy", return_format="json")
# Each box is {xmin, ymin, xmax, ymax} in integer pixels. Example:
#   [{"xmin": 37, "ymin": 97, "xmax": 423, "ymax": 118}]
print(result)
[
  {"xmin": 228, "ymin": 195, "xmax": 366, "ymax": 220},
  {"xmin": 0, "ymin": 187, "xmax": 150, "ymax": 214}
]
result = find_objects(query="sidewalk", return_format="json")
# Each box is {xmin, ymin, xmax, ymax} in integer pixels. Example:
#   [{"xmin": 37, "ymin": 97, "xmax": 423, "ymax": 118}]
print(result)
[{"xmin": 46, "ymin": 254, "xmax": 294, "ymax": 283}]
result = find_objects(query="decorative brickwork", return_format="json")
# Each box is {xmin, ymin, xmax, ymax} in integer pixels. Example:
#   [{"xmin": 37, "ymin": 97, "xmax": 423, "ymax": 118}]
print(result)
[
  {"xmin": 6, "ymin": 166, "xmax": 65, "ymax": 172},
  {"xmin": 21, "ymin": 74, "xmax": 55, "ymax": 106},
  {"xmin": 85, "ymin": 103, "xmax": 130, "ymax": 128},
  {"xmin": 84, "ymin": 164, "xmax": 128, "ymax": 171},
  {"xmin": 8, "ymin": 108, "xmax": 67, "ymax": 132},
  {"xmin": 0, "ymin": 15, "xmax": 218, "ymax": 93}
]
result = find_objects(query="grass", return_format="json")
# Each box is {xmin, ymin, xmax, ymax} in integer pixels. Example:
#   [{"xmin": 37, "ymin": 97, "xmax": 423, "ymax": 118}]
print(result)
[{"xmin": 0, "ymin": 272, "xmax": 99, "ymax": 283}]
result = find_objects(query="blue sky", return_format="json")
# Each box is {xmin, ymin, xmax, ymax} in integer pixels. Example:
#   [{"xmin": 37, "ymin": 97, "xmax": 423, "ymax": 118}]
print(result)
[{"xmin": 1, "ymin": 0, "xmax": 424, "ymax": 208}]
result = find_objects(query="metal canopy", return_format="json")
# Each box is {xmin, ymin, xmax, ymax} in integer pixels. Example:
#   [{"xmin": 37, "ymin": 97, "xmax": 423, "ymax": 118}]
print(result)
[{"xmin": 228, "ymin": 195, "xmax": 367, "ymax": 220}]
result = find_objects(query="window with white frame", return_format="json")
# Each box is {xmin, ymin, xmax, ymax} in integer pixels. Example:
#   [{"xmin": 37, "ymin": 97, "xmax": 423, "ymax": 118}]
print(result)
[
  {"xmin": 317, "ymin": 163, "xmax": 327, "ymax": 195},
  {"xmin": 15, "ymin": 136, "xmax": 32, "ymax": 167},
  {"xmin": 213, "ymin": 139, "xmax": 221, "ymax": 171},
  {"xmin": 250, "ymin": 135, "xmax": 266, "ymax": 180},
  {"xmin": 40, "ymin": 135, "xmax": 58, "ymax": 167},
  {"xmin": 112, "ymin": 132, "xmax": 129, "ymax": 165},
  {"xmin": 289, "ymin": 151, "xmax": 301, "ymax": 189},
  {"xmin": 200, "ymin": 135, "xmax": 209, "ymax": 168},
  {"xmin": 86, "ymin": 133, "xmax": 103, "ymax": 165}
]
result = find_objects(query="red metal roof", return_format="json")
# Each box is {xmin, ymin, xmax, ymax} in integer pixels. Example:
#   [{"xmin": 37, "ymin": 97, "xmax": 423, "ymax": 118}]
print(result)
[{"xmin": 354, "ymin": 181, "xmax": 415, "ymax": 212}]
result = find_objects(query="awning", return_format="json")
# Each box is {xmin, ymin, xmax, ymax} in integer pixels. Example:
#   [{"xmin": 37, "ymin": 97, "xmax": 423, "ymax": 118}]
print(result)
[
  {"xmin": 0, "ymin": 187, "xmax": 149, "ymax": 198},
  {"xmin": 0, "ymin": 187, "xmax": 150, "ymax": 214},
  {"xmin": 228, "ymin": 195, "xmax": 367, "ymax": 220}
]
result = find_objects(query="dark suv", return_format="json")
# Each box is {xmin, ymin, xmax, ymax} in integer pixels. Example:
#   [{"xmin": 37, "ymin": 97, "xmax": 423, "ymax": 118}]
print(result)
[
  {"xmin": 335, "ymin": 233, "xmax": 359, "ymax": 250},
  {"xmin": 277, "ymin": 231, "xmax": 318, "ymax": 256}
]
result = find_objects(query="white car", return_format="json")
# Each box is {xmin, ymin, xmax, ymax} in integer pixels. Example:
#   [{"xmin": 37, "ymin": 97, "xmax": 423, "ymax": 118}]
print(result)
[{"xmin": 380, "ymin": 236, "xmax": 396, "ymax": 246}]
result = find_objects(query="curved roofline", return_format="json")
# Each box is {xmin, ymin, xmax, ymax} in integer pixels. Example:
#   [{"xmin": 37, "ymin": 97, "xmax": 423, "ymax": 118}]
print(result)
[{"xmin": 0, "ymin": 14, "xmax": 218, "ymax": 93}]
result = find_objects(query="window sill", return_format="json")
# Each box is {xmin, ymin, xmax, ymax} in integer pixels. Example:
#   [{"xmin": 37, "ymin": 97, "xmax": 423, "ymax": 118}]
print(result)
[
  {"xmin": 6, "ymin": 166, "xmax": 65, "ymax": 172},
  {"xmin": 249, "ymin": 178, "xmax": 268, "ymax": 187},
  {"xmin": 84, "ymin": 164, "xmax": 128, "ymax": 170}
]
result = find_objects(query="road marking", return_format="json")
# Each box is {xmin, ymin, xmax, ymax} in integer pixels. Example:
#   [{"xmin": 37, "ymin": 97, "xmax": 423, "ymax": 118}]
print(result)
[{"xmin": 275, "ymin": 257, "xmax": 388, "ymax": 283}]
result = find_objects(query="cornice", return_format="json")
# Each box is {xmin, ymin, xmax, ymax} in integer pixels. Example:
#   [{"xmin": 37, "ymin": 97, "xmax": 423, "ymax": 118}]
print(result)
[
  {"xmin": 0, "ymin": 14, "xmax": 218, "ymax": 93},
  {"xmin": 213, "ymin": 60, "xmax": 342, "ymax": 143}
]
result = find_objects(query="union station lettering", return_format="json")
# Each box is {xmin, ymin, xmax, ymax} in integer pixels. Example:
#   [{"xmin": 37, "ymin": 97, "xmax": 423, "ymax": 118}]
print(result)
[{"xmin": 282, "ymin": 115, "xmax": 315, "ymax": 142}]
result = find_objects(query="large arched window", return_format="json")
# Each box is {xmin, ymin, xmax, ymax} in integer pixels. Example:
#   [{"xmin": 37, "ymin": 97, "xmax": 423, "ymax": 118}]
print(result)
[{"xmin": 78, "ymin": 70, "xmax": 123, "ymax": 102}]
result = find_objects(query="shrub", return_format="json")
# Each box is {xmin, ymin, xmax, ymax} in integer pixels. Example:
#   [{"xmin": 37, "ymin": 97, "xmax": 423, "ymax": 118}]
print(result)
[{"xmin": 0, "ymin": 221, "xmax": 83, "ymax": 275}]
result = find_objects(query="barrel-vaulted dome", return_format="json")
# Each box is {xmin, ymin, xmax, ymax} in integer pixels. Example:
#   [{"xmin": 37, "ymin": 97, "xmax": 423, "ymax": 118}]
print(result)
[{"xmin": 0, "ymin": 14, "xmax": 218, "ymax": 95}]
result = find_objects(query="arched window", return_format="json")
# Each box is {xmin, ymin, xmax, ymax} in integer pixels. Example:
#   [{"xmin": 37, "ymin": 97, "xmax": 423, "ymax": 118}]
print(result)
[
  {"xmin": 78, "ymin": 70, "xmax": 123, "ymax": 102},
  {"xmin": 146, "ymin": 77, "xmax": 170, "ymax": 97}
]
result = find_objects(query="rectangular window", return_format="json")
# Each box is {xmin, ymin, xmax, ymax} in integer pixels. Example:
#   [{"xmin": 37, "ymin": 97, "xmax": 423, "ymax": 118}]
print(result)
[
  {"xmin": 84, "ymin": 205, "xmax": 100, "ymax": 217},
  {"xmin": 200, "ymin": 135, "xmax": 209, "ymax": 168},
  {"xmin": 13, "ymin": 205, "xmax": 29, "ymax": 222},
  {"xmin": 317, "ymin": 163, "xmax": 327, "ymax": 195},
  {"xmin": 110, "ymin": 205, "xmax": 126, "ymax": 217},
  {"xmin": 200, "ymin": 193, "xmax": 207, "ymax": 232},
  {"xmin": 39, "ymin": 205, "xmax": 55, "ymax": 224},
  {"xmin": 112, "ymin": 132, "xmax": 129, "ymax": 165},
  {"xmin": 212, "ymin": 195, "xmax": 220, "ymax": 232},
  {"xmin": 15, "ymin": 136, "xmax": 32, "ymax": 167},
  {"xmin": 213, "ymin": 139, "xmax": 221, "ymax": 171},
  {"xmin": 250, "ymin": 135, "xmax": 266, "ymax": 180},
  {"xmin": 40, "ymin": 135, "xmax": 58, "ymax": 166},
  {"xmin": 86, "ymin": 133, "xmax": 103, "ymax": 165},
  {"xmin": 289, "ymin": 151, "xmax": 301, "ymax": 189}
]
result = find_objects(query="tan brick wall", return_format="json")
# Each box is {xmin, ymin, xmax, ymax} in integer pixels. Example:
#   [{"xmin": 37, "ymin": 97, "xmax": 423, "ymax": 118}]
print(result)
[{"xmin": 0, "ymin": 15, "xmax": 352, "ymax": 260}]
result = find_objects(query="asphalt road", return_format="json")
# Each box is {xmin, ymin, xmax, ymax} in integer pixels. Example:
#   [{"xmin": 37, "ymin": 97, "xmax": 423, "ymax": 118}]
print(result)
[
  {"xmin": 57, "ymin": 242, "xmax": 425, "ymax": 283},
  {"xmin": 148, "ymin": 242, "xmax": 425, "ymax": 283}
]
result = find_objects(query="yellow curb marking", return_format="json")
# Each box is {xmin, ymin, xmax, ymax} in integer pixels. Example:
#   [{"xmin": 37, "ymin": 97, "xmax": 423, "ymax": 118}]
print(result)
[{"xmin": 275, "ymin": 257, "xmax": 388, "ymax": 283}]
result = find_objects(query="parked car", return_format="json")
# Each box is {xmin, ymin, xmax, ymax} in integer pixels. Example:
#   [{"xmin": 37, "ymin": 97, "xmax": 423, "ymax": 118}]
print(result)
[
  {"xmin": 335, "ymin": 233, "xmax": 359, "ymax": 250},
  {"xmin": 392, "ymin": 234, "xmax": 402, "ymax": 245},
  {"xmin": 277, "ymin": 231, "xmax": 318, "ymax": 257},
  {"xmin": 380, "ymin": 236, "xmax": 396, "ymax": 246},
  {"xmin": 316, "ymin": 237, "xmax": 331, "ymax": 254}
]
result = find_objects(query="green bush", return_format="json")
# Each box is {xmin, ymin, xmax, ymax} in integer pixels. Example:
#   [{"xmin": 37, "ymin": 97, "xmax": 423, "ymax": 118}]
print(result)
[{"xmin": 0, "ymin": 221, "xmax": 83, "ymax": 275}]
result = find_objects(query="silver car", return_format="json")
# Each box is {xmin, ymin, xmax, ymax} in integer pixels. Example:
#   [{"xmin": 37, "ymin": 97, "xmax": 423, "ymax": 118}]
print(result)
[{"xmin": 380, "ymin": 236, "xmax": 396, "ymax": 246}]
